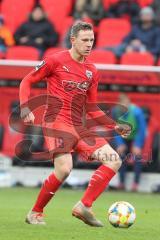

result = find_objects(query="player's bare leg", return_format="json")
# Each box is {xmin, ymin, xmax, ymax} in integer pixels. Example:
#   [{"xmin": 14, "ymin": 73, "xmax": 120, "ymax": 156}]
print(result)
[
  {"xmin": 72, "ymin": 143, "xmax": 121, "ymax": 227},
  {"xmin": 26, "ymin": 153, "xmax": 73, "ymax": 225}
]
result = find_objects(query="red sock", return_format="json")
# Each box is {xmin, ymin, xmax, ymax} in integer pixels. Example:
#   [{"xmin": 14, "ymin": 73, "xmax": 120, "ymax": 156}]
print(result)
[
  {"xmin": 32, "ymin": 173, "xmax": 62, "ymax": 213},
  {"xmin": 81, "ymin": 165, "xmax": 115, "ymax": 207}
]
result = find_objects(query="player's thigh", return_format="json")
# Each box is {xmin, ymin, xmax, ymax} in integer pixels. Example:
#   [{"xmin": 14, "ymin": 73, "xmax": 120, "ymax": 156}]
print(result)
[
  {"xmin": 75, "ymin": 129, "xmax": 107, "ymax": 161},
  {"xmin": 42, "ymin": 123, "xmax": 77, "ymax": 156},
  {"xmin": 92, "ymin": 143, "xmax": 122, "ymax": 171}
]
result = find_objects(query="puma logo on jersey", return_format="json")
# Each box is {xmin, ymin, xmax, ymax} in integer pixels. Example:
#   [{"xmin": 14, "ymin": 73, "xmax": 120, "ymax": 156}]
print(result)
[{"xmin": 62, "ymin": 66, "xmax": 69, "ymax": 72}]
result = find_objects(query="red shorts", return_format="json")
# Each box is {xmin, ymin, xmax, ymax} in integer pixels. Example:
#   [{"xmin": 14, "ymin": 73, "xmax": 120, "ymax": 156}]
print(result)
[{"xmin": 42, "ymin": 121, "xmax": 107, "ymax": 160}]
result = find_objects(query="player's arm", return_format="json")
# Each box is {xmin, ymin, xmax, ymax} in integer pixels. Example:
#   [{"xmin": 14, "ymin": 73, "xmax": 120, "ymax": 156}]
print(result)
[
  {"xmin": 86, "ymin": 72, "xmax": 131, "ymax": 137},
  {"xmin": 19, "ymin": 59, "xmax": 52, "ymax": 123}
]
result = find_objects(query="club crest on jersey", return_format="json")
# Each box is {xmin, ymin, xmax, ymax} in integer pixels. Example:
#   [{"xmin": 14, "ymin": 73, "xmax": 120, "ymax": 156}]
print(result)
[
  {"xmin": 35, "ymin": 60, "xmax": 45, "ymax": 71},
  {"xmin": 86, "ymin": 70, "xmax": 92, "ymax": 79}
]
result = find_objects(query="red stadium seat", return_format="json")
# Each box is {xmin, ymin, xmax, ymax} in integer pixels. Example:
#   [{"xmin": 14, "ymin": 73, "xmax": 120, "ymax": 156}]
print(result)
[
  {"xmin": 59, "ymin": 17, "xmax": 74, "ymax": 45},
  {"xmin": 43, "ymin": 47, "xmax": 66, "ymax": 58},
  {"xmin": 6, "ymin": 46, "xmax": 40, "ymax": 60},
  {"xmin": 0, "ymin": 52, "xmax": 6, "ymax": 59},
  {"xmin": 0, "ymin": 93, "xmax": 24, "ymax": 157},
  {"xmin": 137, "ymin": 0, "xmax": 153, "ymax": 7},
  {"xmin": 102, "ymin": 0, "xmax": 119, "ymax": 9},
  {"xmin": 120, "ymin": 52, "xmax": 154, "ymax": 65},
  {"xmin": 96, "ymin": 19, "xmax": 131, "ymax": 48},
  {"xmin": 40, "ymin": 0, "xmax": 73, "ymax": 33},
  {"xmin": 2, "ymin": 125, "xmax": 24, "ymax": 157},
  {"xmin": 156, "ymin": 58, "xmax": 160, "ymax": 66},
  {"xmin": 103, "ymin": 0, "xmax": 153, "ymax": 8},
  {"xmin": 87, "ymin": 50, "xmax": 116, "ymax": 64},
  {"xmin": 1, "ymin": 0, "xmax": 35, "ymax": 33}
]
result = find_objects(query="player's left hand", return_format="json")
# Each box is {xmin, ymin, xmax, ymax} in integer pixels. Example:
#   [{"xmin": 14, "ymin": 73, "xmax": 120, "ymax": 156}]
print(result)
[{"xmin": 114, "ymin": 123, "xmax": 132, "ymax": 138}]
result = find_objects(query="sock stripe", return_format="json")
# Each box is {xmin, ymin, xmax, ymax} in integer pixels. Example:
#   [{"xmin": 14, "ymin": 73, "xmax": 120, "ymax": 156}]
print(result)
[
  {"xmin": 95, "ymin": 170, "xmax": 103, "ymax": 174},
  {"xmin": 94, "ymin": 173, "xmax": 103, "ymax": 179},
  {"xmin": 90, "ymin": 178, "xmax": 97, "ymax": 182},
  {"xmin": 32, "ymin": 173, "xmax": 62, "ymax": 213},
  {"xmin": 49, "ymin": 192, "xmax": 55, "ymax": 195},
  {"xmin": 81, "ymin": 165, "xmax": 116, "ymax": 207}
]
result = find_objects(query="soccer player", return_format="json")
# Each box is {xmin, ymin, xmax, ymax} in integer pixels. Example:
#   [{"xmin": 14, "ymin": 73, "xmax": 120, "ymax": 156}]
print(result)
[{"xmin": 19, "ymin": 21, "xmax": 131, "ymax": 227}]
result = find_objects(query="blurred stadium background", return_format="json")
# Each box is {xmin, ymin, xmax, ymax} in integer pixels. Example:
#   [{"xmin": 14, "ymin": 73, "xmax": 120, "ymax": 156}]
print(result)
[{"xmin": 0, "ymin": 0, "xmax": 160, "ymax": 193}]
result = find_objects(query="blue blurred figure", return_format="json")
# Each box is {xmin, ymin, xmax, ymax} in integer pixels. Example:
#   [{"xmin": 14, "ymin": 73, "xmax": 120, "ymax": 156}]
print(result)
[{"xmin": 112, "ymin": 93, "xmax": 147, "ymax": 191}]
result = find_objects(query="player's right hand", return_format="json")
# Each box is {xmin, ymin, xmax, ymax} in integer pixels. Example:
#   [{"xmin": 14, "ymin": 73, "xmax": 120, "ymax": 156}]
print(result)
[
  {"xmin": 115, "ymin": 123, "xmax": 132, "ymax": 138},
  {"xmin": 23, "ymin": 112, "xmax": 35, "ymax": 124}
]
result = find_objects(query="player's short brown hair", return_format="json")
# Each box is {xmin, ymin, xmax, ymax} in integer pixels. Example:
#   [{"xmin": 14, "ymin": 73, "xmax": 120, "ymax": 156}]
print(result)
[{"xmin": 70, "ymin": 21, "xmax": 93, "ymax": 37}]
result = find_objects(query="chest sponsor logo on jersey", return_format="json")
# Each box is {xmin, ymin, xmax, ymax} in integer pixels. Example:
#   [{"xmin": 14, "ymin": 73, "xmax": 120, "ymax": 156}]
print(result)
[
  {"xmin": 86, "ymin": 70, "xmax": 93, "ymax": 80},
  {"xmin": 62, "ymin": 80, "xmax": 91, "ymax": 92},
  {"xmin": 35, "ymin": 60, "xmax": 45, "ymax": 71}
]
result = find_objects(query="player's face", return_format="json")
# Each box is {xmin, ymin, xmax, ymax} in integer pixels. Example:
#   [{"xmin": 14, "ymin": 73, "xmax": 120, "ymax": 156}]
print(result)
[{"xmin": 72, "ymin": 30, "xmax": 94, "ymax": 56}]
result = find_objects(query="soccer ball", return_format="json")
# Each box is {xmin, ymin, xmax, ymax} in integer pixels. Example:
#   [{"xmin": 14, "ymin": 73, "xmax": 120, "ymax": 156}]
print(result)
[{"xmin": 108, "ymin": 201, "xmax": 136, "ymax": 228}]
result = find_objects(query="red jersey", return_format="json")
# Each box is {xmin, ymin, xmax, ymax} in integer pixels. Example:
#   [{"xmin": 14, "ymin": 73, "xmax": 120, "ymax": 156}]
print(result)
[{"xmin": 20, "ymin": 50, "xmax": 99, "ymax": 126}]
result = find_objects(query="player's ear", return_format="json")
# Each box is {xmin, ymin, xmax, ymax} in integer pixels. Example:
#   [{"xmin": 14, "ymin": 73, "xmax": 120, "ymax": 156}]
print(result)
[{"xmin": 70, "ymin": 36, "xmax": 76, "ymax": 45}]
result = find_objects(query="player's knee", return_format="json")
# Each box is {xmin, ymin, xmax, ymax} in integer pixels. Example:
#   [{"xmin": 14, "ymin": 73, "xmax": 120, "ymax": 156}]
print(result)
[
  {"xmin": 54, "ymin": 165, "xmax": 72, "ymax": 182},
  {"xmin": 60, "ymin": 166, "xmax": 72, "ymax": 179},
  {"xmin": 100, "ymin": 151, "xmax": 122, "ymax": 171},
  {"xmin": 112, "ymin": 155, "xmax": 122, "ymax": 170}
]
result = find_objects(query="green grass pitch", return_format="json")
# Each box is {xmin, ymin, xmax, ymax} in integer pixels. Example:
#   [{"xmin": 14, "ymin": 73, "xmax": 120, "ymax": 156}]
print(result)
[{"xmin": 0, "ymin": 187, "xmax": 160, "ymax": 240}]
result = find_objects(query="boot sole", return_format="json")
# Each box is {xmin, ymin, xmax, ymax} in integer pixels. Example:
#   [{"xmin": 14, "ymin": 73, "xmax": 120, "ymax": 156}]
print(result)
[
  {"xmin": 25, "ymin": 217, "xmax": 46, "ymax": 225},
  {"xmin": 72, "ymin": 210, "xmax": 103, "ymax": 227}
]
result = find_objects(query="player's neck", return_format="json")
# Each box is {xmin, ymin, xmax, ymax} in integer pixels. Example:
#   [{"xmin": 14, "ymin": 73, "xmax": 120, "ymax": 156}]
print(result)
[{"xmin": 69, "ymin": 49, "xmax": 85, "ymax": 63}]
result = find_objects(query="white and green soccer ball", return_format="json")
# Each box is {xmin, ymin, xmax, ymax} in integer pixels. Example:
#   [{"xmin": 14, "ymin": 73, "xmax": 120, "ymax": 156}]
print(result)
[{"xmin": 108, "ymin": 201, "xmax": 136, "ymax": 228}]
